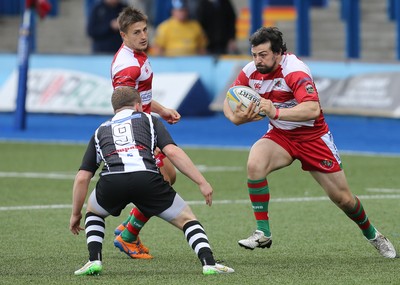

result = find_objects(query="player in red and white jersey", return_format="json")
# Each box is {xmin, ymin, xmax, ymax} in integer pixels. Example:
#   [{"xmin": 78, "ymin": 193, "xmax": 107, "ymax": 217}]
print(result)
[
  {"xmin": 233, "ymin": 52, "xmax": 328, "ymax": 140},
  {"xmin": 110, "ymin": 7, "xmax": 181, "ymax": 259},
  {"xmin": 111, "ymin": 45, "xmax": 153, "ymax": 113},
  {"xmin": 223, "ymin": 27, "xmax": 396, "ymax": 258}
]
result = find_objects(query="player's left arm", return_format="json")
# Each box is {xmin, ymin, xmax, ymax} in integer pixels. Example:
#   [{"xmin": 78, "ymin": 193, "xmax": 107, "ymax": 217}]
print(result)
[
  {"xmin": 153, "ymin": 116, "xmax": 212, "ymax": 205},
  {"xmin": 262, "ymin": 71, "xmax": 321, "ymax": 121},
  {"xmin": 271, "ymin": 100, "xmax": 320, "ymax": 121},
  {"xmin": 163, "ymin": 144, "xmax": 213, "ymax": 206},
  {"xmin": 151, "ymin": 100, "xmax": 181, "ymax": 124}
]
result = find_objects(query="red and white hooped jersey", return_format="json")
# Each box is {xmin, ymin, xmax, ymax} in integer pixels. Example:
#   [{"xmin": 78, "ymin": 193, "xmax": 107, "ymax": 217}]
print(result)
[
  {"xmin": 111, "ymin": 44, "xmax": 153, "ymax": 114},
  {"xmin": 232, "ymin": 53, "xmax": 329, "ymax": 140}
]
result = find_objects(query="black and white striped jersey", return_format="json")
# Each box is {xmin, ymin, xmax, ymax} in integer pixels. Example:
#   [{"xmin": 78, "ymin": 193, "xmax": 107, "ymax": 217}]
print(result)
[{"xmin": 79, "ymin": 109, "xmax": 176, "ymax": 176}]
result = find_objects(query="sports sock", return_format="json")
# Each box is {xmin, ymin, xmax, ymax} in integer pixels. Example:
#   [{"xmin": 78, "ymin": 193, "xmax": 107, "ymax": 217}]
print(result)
[
  {"xmin": 345, "ymin": 196, "xmax": 376, "ymax": 240},
  {"xmin": 248, "ymin": 178, "xmax": 271, "ymax": 237},
  {"xmin": 85, "ymin": 212, "xmax": 105, "ymax": 261},
  {"xmin": 121, "ymin": 208, "xmax": 149, "ymax": 242},
  {"xmin": 183, "ymin": 220, "xmax": 215, "ymax": 266}
]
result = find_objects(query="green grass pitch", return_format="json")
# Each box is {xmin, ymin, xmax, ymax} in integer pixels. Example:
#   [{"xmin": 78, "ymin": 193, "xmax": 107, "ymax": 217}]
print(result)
[{"xmin": 0, "ymin": 141, "xmax": 399, "ymax": 285}]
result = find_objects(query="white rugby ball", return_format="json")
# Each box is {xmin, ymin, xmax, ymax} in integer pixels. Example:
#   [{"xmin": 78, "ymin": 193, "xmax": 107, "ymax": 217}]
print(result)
[{"xmin": 226, "ymin": 85, "xmax": 266, "ymax": 117}]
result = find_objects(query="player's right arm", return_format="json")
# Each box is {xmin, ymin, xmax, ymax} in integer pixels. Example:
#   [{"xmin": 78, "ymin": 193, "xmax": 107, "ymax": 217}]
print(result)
[
  {"xmin": 70, "ymin": 136, "xmax": 99, "ymax": 235},
  {"xmin": 223, "ymin": 97, "xmax": 261, "ymax": 125},
  {"xmin": 223, "ymin": 69, "xmax": 263, "ymax": 125},
  {"xmin": 70, "ymin": 169, "xmax": 92, "ymax": 235}
]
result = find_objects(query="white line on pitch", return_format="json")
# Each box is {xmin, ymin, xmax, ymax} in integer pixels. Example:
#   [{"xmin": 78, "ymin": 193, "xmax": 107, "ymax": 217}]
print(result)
[
  {"xmin": 0, "ymin": 166, "xmax": 243, "ymax": 180},
  {"xmin": 0, "ymin": 172, "xmax": 76, "ymax": 180},
  {"xmin": 1, "ymin": 194, "xmax": 400, "ymax": 212},
  {"xmin": 366, "ymin": 188, "xmax": 400, "ymax": 193}
]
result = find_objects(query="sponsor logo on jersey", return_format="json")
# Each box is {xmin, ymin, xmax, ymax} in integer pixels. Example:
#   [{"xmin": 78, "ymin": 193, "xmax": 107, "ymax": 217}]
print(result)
[
  {"xmin": 305, "ymin": 84, "xmax": 315, "ymax": 94},
  {"xmin": 273, "ymin": 79, "xmax": 282, "ymax": 88},
  {"xmin": 254, "ymin": 82, "xmax": 262, "ymax": 91},
  {"xmin": 105, "ymin": 145, "xmax": 146, "ymax": 157},
  {"xmin": 140, "ymin": 90, "xmax": 152, "ymax": 104}
]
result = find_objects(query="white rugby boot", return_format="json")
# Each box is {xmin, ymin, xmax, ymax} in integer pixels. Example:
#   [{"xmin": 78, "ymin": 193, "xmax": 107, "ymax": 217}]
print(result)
[
  {"xmin": 203, "ymin": 263, "xmax": 235, "ymax": 275},
  {"xmin": 238, "ymin": 230, "xmax": 272, "ymax": 250},
  {"xmin": 368, "ymin": 231, "xmax": 397, "ymax": 258}
]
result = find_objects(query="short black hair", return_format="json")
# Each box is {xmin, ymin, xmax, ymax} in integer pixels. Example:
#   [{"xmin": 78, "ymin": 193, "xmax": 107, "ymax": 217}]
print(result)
[{"xmin": 249, "ymin": 27, "xmax": 287, "ymax": 55}]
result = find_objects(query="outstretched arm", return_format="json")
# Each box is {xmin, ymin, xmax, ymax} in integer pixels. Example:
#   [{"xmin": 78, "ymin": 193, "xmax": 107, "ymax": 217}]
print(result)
[{"xmin": 162, "ymin": 144, "xmax": 213, "ymax": 206}]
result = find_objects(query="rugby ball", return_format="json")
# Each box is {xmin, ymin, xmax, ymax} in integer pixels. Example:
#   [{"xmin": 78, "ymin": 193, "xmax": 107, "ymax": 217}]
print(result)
[{"xmin": 226, "ymin": 85, "xmax": 266, "ymax": 117}]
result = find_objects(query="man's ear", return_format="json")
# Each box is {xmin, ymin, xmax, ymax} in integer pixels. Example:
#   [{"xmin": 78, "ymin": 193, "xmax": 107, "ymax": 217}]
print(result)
[{"xmin": 135, "ymin": 102, "xmax": 143, "ymax": 112}]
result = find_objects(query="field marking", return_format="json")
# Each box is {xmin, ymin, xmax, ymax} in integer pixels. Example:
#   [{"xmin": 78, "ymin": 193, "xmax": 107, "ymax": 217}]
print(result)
[
  {"xmin": 1, "ymin": 194, "xmax": 400, "ymax": 212},
  {"xmin": 0, "ymin": 166, "xmax": 243, "ymax": 181},
  {"xmin": 366, "ymin": 188, "xmax": 400, "ymax": 193},
  {"xmin": 0, "ymin": 171, "xmax": 76, "ymax": 180}
]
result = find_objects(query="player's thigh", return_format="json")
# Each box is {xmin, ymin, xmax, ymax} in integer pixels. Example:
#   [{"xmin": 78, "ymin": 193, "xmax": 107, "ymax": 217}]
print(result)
[
  {"xmin": 310, "ymin": 170, "xmax": 355, "ymax": 210},
  {"xmin": 247, "ymin": 138, "xmax": 293, "ymax": 177},
  {"xmin": 86, "ymin": 189, "xmax": 111, "ymax": 218},
  {"xmin": 168, "ymin": 205, "xmax": 197, "ymax": 230}
]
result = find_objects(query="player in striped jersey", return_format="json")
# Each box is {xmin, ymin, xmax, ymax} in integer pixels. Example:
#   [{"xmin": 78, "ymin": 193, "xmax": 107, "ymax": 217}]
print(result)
[
  {"xmin": 110, "ymin": 7, "xmax": 181, "ymax": 257},
  {"xmin": 70, "ymin": 87, "xmax": 234, "ymax": 275},
  {"xmin": 223, "ymin": 27, "xmax": 396, "ymax": 258}
]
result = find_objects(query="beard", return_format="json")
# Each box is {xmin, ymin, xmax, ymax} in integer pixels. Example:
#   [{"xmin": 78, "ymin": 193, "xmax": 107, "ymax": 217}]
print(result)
[
  {"xmin": 256, "ymin": 56, "xmax": 278, "ymax": 74},
  {"xmin": 256, "ymin": 65, "xmax": 275, "ymax": 74}
]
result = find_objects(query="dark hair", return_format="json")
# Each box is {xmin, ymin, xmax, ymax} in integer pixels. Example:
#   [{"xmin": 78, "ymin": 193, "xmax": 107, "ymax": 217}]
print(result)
[
  {"xmin": 118, "ymin": 7, "xmax": 148, "ymax": 33},
  {"xmin": 111, "ymin": 86, "xmax": 141, "ymax": 111},
  {"xmin": 249, "ymin": 27, "xmax": 287, "ymax": 55}
]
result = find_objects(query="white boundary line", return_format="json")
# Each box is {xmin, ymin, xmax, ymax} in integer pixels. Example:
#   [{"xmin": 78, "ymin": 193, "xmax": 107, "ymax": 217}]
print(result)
[
  {"xmin": 1, "ymin": 140, "xmax": 400, "ymax": 157},
  {"xmin": 366, "ymin": 188, "xmax": 400, "ymax": 193},
  {"xmin": 1, "ymin": 194, "xmax": 399, "ymax": 212},
  {"xmin": 0, "ymin": 166, "xmax": 244, "ymax": 180}
]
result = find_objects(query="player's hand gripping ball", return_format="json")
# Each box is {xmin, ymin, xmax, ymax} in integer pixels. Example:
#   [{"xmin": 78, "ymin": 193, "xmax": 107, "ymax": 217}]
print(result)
[{"xmin": 226, "ymin": 85, "xmax": 266, "ymax": 118}]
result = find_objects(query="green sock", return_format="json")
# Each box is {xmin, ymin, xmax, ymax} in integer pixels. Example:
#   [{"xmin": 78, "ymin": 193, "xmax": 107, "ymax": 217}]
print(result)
[
  {"xmin": 121, "ymin": 208, "xmax": 149, "ymax": 242},
  {"xmin": 346, "ymin": 196, "xmax": 376, "ymax": 240},
  {"xmin": 248, "ymin": 178, "xmax": 271, "ymax": 237}
]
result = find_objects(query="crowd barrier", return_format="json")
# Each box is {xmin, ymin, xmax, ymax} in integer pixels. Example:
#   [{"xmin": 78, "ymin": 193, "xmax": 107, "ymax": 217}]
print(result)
[{"xmin": 1, "ymin": 54, "xmax": 400, "ymax": 118}]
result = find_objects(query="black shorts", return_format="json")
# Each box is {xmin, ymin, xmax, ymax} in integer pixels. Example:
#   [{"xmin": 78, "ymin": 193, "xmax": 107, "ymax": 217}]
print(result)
[{"xmin": 95, "ymin": 171, "xmax": 176, "ymax": 217}]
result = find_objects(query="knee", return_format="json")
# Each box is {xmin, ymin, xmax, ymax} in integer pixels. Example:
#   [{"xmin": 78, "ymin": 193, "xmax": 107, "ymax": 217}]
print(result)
[
  {"xmin": 333, "ymin": 194, "xmax": 355, "ymax": 211},
  {"xmin": 170, "ymin": 206, "xmax": 196, "ymax": 229},
  {"xmin": 247, "ymin": 160, "xmax": 265, "ymax": 178}
]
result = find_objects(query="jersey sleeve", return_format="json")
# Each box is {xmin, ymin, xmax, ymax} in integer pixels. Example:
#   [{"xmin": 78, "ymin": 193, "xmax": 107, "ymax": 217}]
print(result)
[
  {"xmin": 284, "ymin": 71, "xmax": 319, "ymax": 103},
  {"xmin": 79, "ymin": 135, "xmax": 100, "ymax": 175},
  {"xmin": 231, "ymin": 70, "xmax": 250, "ymax": 87},
  {"xmin": 152, "ymin": 116, "xmax": 176, "ymax": 150},
  {"xmin": 112, "ymin": 66, "xmax": 141, "ymax": 89}
]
